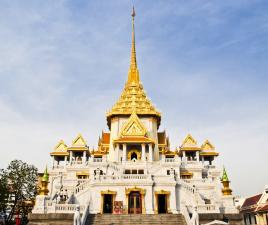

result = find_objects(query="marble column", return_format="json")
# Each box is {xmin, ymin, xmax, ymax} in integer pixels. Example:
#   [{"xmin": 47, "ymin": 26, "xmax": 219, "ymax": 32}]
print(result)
[
  {"xmin": 122, "ymin": 144, "xmax": 127, "ymax": 162},
  {"xmin": 52, "ymin": 156, "xmax": 55, "ymax": 168},
  {"xmin": 69, "ymin": 151, "xmax": 73, "ymax": 164},
  {"xmin": 196, "ymin": 151, "xmax": 200, "ymax": 162},
  {"xmin": 149, "ymin": 144, "xmax": 153, "ymax": 162},
  {"xmin": 115, "ymin": 144, "xmax": 120, "ymax": 162},
  {"xmin": 141, "ymin": 144, "xmax": 146, "ymax": 161},
  {"xmin": 82, "ymin": 151, "xmax": 86, "ymax": 164},
  {"xmin": 182, "ymin": 151, "xmax": 186, "ymax": 162}
]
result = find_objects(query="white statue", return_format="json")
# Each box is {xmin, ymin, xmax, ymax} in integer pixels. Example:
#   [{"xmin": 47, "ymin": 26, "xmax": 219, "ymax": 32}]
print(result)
[
  {"xmin": 191, "ymin": 206, "xmax": 199, "ymax": 225},
  {"xmin": 73, "ymin": 205, "xmax": 81, "ymax": 225}
]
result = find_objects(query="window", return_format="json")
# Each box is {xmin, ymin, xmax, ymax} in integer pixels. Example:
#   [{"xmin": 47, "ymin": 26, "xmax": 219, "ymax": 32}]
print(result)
[{"xmin": 124, "ymin": 169, "xmax": 144, "ymax": 174}]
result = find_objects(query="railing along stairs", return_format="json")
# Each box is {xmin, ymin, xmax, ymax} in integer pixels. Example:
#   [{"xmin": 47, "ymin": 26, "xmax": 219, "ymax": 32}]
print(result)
[
  {"xmin": 73, "ymin": 180, "xmax": 91, "ymax": 199},
  {"xmin": 81, "ymin": 203, "xmax": 89, "ymax": 225}
]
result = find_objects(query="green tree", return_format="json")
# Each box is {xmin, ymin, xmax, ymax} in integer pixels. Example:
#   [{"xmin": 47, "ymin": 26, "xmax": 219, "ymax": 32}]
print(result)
[
  {"xmin": 0, "ymin": 168, "xmax": 8, "ymax": 220},
  {"xmin": 0, "ymin": 160, "xmax": 38, "ymax": 225}
]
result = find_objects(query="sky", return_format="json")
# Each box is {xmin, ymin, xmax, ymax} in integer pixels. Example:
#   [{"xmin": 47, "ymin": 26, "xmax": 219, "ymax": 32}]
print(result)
[{"xmin": 0, "ymin": 0, "xmax": 267, "ymax": 197}]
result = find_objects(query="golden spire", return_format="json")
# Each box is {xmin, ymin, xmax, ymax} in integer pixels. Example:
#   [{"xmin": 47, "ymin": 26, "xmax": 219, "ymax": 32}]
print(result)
[
  {"xmin": 127, "ymin": 6, "xmax": 140, "ymax": 85},
  {"xmin": 106, "ymin": 7, "xmax": 161, "ymax": 128},
  {"xmin": 221, "ymin": 167, "xmax": 232, "ymax": 196},
  {"xmin": 39, "ymin": 166, "xmax": 49, "ymax": 196}
]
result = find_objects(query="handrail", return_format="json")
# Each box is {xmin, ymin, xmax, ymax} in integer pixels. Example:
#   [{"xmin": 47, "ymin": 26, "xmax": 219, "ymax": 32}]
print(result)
[
  {"xmin": 81, "ymin": 203, "xmax": 89, "ymax": 225},
  {"xmin": 74, "ymin": 180, "xmax": 91, "ymax": 196},
  {"xmin": 181, "ymin": 205, "xmax": 192, "ymax": 225}
]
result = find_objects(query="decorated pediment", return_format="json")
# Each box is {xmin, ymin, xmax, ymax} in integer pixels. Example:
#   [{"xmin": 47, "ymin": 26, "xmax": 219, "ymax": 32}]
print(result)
[
  {"xmin": 72, "ymin": 134, "xmax": 87, "ymax": 147},
  {"xmin": 180, "ymin": 134, "xmax": 201, "ymax": 151},
  {"xmin": 54, "ymin": 140, "xmax": 67, "ymax": 152},
  {"xmin": 182, "ymin": 134, "xmax": 197, "ymax": 147},
  {"xmin": 50, "ymin": 140, "xmax": 69, "ymax": 156},
  {"xmin": 121, "ymin": 112, "xmax": 147, "ymax": 137},
  {"xmin": 201, "ymin": 140, "xmax": 215, "ymax": 151}
]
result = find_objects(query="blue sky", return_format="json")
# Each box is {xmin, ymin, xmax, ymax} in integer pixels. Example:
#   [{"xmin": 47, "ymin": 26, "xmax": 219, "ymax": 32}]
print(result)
[{"xmin": 0, "ymin": 0, "xmax": 267, "ymax": 197}]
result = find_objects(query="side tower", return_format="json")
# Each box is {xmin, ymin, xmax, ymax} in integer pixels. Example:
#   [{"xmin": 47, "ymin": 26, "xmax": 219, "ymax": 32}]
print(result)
[{"xmin": 106, "ymin": 8, "xmax": 161, "ymax": 163}]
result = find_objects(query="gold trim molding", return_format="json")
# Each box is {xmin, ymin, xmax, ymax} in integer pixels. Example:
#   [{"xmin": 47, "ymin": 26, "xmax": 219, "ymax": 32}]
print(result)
[
  {"xmin": 154, "ymin": 190, "xmax": 171, "ymax": 214},
  {"xmin": 125, "ymin": 187, "xmax": 146, "ymax": 214}
]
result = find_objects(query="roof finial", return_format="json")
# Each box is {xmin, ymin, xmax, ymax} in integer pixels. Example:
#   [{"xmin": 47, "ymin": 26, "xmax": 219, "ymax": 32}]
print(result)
[
  {"xmin": 221, "ymin": 166, "xmax": 229, "ymax": 182},
  {"xmin": 127, "ymin": 6, "xmax": 140, "ymax": 85},
  {"xmin": 132, "ymin": 6, "xmax": 136, "ymax": 17}
]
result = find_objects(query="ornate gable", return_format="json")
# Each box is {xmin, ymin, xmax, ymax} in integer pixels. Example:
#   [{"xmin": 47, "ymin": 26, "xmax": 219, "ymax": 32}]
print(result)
[
  {"xmin": 180, "ymin": 134, "xmax": 201, "ymax": 151},
  {"xmin": 72, "ymin": 134, "xmax": 87, "ymax": 147},
  {"xmin": 50, "ymin": 140, "xmax": 69, "ymax": 156},
  {"xmin": 182, "ymin": 134, "xmax": 197, "ymax": 147},
  {"xmin": 121, "ymin": 112, "xmax": 147, "ymax": 137},
  {"xmin": 67, "ymin": 134, "xmax": 89, "ymax": 151},
  {"xmin": 201, "ymin": 140, "xmax": 215, "ymax": 151},
  {"xmin": 200, "ymin": 139, "xmax": 219, "ymax": 156},
  {"xmin": 54, "ymin": 140, "xmax": 67, "ymax": 152}
]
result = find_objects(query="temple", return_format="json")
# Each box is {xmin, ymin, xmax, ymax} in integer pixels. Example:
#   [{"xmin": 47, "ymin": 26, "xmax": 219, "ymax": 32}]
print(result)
[{"xmin": 31, "ymin": 8, "xmax": 240, "ymax": 224}]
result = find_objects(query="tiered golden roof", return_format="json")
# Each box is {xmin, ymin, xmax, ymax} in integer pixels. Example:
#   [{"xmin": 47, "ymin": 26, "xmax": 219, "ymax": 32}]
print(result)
[{"xmin": 106, "ymin": 8, "xmax": 161, "ymax": 127}]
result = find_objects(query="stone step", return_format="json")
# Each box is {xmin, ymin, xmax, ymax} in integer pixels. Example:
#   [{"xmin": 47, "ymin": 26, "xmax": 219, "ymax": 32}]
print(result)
[{"xmin": 85, "ymin": 214, "xmax": 187, "ymax": 225}]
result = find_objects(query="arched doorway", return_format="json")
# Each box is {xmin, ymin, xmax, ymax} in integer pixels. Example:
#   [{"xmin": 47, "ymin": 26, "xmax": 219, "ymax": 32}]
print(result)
[
  {"xmin": 127, "ymin": 150, "xmax": 141, "ymax": 161},
  {"xmin": 131, "ymin": 152, "xmax": 137, "ymax": 160},
  {"xmin": 128, "ymin": 192, "xmax": 142, "ymax": 214}
]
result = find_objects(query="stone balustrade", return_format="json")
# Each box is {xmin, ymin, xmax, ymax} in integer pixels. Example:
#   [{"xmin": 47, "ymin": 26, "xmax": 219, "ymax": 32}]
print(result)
[
  {"xmin": 121, "ymin": 174, "xmax": 147, "ymax": 180},
  {"xmin": 46, "ymin": 203, "xmax": 85, "ymax": 214},
  {"xmin": 182, "ymin": 178, "xmax": 207, "ymax": 184},
  {"xmin": 197, "ymin": 204, "xmax": 218, "ymax": 213},
  {"xmin": 165, "ymin": 158, "xmax": 175, "ymax": 163}
]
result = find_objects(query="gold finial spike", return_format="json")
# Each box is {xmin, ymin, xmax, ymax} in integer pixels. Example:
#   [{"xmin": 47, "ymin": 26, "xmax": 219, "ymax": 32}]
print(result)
[{"xmin": 127, "ymin": 6, "xmax": 140, "ymax": 85}]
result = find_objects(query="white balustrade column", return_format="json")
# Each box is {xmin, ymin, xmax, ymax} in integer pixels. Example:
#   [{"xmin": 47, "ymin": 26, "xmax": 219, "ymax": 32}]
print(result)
[
  {"xmin": 141, "ymin": 144, "xmax": 146, "ymax": 161},
  {"xmin": 149, "ymin": 144, "xmax": 153, "ymax": 162},
  {"xmin": 123, "ymin": 144, "xmax": 127, "ymax": 162},
  {"xmin": 202, "ymin": 156, "xmax": 204, "ymax": 164}
]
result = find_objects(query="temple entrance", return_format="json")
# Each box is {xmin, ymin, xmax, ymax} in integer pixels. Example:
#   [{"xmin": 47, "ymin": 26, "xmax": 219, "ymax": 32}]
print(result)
[
  {"xmin": 157, "ymin": 194, "xmax": 167, "ymax": 213},
  {"xmin": 131, "ymin": 152, "xmax": 137, "ymax": 160},
  {"xmin": 103, "ymin": 194, "xmax": 113, "ymax": 213},
  {"xmin": 128, "ymin": 192, "xmax": 142, "ymax": 214}
]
